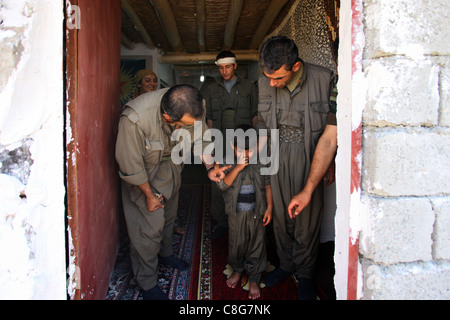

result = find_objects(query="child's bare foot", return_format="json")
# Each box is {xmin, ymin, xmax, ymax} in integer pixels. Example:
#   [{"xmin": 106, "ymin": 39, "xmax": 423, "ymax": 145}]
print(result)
[
  {"xmin": 248, "ymin": 281, "xmax": 261, "ymax": 299},
  {"xmin": 226, "ymin": 272, "xmax": 242, "ymax": 288}
]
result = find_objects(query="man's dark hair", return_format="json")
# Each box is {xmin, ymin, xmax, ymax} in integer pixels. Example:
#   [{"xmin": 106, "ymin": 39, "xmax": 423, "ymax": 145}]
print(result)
[
  {"xmin": 216, "ymin": 50, "xmax": 236, "ymax": 61},
  {"xmin": 161, "ymin": 84, "xmax": 204, "ymax": 121},
  {"xmin": 259, "ymin": 36, "xmax": 299, "ymax": 74}
]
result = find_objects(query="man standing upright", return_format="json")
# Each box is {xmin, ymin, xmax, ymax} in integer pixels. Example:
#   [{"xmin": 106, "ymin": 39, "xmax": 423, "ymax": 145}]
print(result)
[
  {"xmin": 203, "ymin": 50, "xmax": 258, "ymax": 239},
  {"xmin": 257, "ymin": 36, "xmax": 337, "ymax": 300}
]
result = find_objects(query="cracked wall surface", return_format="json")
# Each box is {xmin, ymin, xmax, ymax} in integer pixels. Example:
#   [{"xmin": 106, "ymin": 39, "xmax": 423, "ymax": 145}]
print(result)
[{"xmin": 0, "ymin": 0, "xmax": 66, "ymax": 300}]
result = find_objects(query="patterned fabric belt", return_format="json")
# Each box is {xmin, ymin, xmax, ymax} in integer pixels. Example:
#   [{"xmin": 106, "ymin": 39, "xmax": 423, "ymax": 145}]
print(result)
[
  {"xmin": 237, "ymin": 193, "xmax": 256, "ymax": 203},
  {"xmin": 279, "ymin": 124, "xmax": 305, "ymax": 143},
  {"xmin": 236, "ymin": 203, "xmax": 256, "ymax": 213},
  {"xmin": 236, "ymin": 184, "xmax": 256, "ymax": 213}
]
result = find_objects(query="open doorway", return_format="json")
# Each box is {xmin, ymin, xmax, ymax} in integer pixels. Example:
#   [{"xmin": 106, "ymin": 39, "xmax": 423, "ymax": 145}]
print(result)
[{"xmin": 65, "ymin": 0, "xmax": 357, "ymax": 300}]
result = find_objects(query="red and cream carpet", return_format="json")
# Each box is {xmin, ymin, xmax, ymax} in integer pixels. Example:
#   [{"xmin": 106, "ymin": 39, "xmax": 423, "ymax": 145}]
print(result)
[{"xmin": 106, "ymin": 165, "xmax": 334, "ymax": 300}]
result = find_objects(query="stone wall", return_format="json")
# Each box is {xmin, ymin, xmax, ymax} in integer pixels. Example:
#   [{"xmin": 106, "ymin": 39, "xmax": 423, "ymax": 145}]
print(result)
[{"xmin": 359, "ymin": 0, "xmax": 450, "ymax": 299}]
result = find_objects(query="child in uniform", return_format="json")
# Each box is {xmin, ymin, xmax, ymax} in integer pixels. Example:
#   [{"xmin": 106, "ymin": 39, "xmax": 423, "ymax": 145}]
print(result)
[{"xmin": 216, "ymin": 124, "xmax": 273, "ymax": 299}]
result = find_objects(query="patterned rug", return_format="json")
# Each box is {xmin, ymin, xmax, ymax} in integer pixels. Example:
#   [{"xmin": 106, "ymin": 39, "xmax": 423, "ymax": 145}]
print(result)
[
  {"xmin": 106, "ymin": 182, "xmax": 301, "ymax": 300},
  {"xmin": 106, "ymin": 184, "xmax": 205, "ymax": 300},
  {"xmin": 195, "ymin": 190, "xmax": 299, "ymax": 300}
]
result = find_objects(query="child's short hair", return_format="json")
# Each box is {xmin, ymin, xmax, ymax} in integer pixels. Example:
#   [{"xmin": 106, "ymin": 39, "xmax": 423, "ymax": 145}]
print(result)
[{"xmin": 233, "ymin": 124, "xmax": 258, "ymax": 151}]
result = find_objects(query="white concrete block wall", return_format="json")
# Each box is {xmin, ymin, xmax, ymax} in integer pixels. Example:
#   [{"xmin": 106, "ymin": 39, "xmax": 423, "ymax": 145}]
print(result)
[
  {"xmin": 432, "ymin": 198, "xmax": 450, "ymax": 260},
  {"xmin": 439, "ymin": 62, "xmax": 450, "ymax": 127},
  {"xmin": 362, "ymin": 261, "xmax": 450, "ymax": 300},
  {"xmin": 362, "ymin": 129, "xmax": 450, "ymax": 197},
  {"xmin": 358, "ymin": 0, "xmax": 450, "ymax": 299},
  {"xmin": 360, "ymin": 196, "xmax": 435, "ymax": 264},
  {"xmin": 363, "ymin": 58, "xmax": 440, "ymax": 127},
  {"xmin": 364, "ymin": 0, "xmax": 450, "ymax": 59}
]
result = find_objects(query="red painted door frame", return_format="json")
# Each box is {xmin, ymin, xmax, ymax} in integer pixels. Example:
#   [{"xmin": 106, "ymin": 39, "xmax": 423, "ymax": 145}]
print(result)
[
  {"xmin": 347, "ymin": 0, "xmax": 363, "ymax": 300},
  {"xmin": 66, "ymin": 0, "xmax": 122, "ymax": 300}
]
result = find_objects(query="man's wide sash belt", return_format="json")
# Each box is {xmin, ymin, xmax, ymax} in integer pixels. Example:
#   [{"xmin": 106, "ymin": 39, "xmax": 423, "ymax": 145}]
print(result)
[{"xmin": 279, "ymin": 124, "xmax": 305, "ymax": 143}]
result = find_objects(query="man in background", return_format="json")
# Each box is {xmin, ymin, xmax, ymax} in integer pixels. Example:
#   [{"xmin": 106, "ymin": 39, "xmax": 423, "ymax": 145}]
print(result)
[{"xmin": 202, "ymin": 50, "xmax": 258, "ymax": 239}]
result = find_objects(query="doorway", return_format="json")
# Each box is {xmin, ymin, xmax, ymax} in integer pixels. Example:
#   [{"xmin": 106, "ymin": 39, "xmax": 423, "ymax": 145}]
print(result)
[{"xmin": 65, "ymin": 0, "xmax": 359, "ymax": 300}]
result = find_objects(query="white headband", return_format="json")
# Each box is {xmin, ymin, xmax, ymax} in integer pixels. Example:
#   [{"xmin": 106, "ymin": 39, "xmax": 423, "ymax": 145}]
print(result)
[{"xmin": 215, "ymin": 57, "xmax": 237, "ymax": 65}]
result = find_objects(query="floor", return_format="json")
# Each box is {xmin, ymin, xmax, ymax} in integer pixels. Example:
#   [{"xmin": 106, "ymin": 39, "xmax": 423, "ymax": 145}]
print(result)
[{"xmin": 107, "ymin": 164, "xmax": 336, "ymax": 300}]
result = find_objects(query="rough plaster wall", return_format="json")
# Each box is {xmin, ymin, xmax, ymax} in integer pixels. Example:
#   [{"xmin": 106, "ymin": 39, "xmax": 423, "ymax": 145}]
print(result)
[
  {"xmin": 0, "ymin": 0, "xmax": 66, "ymax": 299},
  {"xmin": 358, "ymin": 0, "xmax": 450, "ymax": 299}
]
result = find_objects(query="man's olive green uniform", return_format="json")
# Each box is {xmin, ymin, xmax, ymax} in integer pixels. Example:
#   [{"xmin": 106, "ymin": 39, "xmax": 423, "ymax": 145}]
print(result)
[
  {"xmin": 115, "ymin": 89, "xmax": 207, "ymax": 291},
  {"xmin": 203, "ymin": 75, "xmax": 258, "ymax": 230},
  {"xmin": 257, "ymin": 61, "xmax": 335, "ymax": 280}
]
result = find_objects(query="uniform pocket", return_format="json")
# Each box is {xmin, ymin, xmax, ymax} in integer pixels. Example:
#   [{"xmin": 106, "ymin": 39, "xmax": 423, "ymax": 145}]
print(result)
[
  {"xmin": 309, "ymin": 102, "xmax": 329, "ymax": 132},
  {"xmin": 146, "ymin": 139, "xmax": 164, "ymax": 150},
  {"xmin": 258, "ymin": 101, "xmax": 272, "ymax": 129},
  {"xmin": 128, "ymin": 184, "xmax": 149, "ymax": 213},
  {"xmin": 210, "ymin": 98, "xmax": 222, "ymax": 120},
  {"xmin": 129, "ymin": 184, "xmax": 143, "ymax": 202},
  {"xmin": 144, "ymin": 139, "xmax": 163, "ymax": 165}
]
